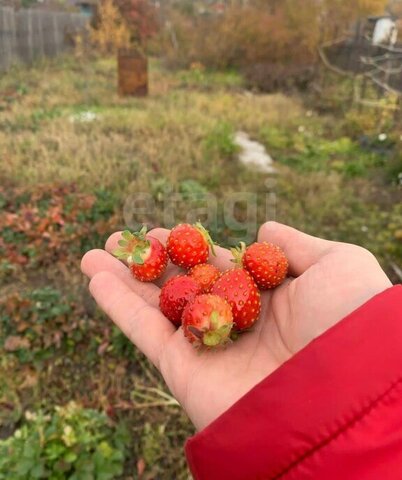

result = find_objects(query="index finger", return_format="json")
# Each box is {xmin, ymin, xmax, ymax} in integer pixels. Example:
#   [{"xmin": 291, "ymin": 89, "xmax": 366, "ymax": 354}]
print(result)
[{"xmin": 89, "ymin": 270, "xmax": 175, "ymax": 369}]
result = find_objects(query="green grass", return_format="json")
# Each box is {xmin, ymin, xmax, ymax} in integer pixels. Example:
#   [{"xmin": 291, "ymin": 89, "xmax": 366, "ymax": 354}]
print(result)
[{"xmin": 0, "ymin": 54, "xmax": 401, "ymax": 478}]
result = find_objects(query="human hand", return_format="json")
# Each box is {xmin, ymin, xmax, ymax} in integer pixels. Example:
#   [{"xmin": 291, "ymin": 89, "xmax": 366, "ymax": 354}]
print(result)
[{"xmin": 81, "ymin": 222, "xmax": 391, "ymax": 431}]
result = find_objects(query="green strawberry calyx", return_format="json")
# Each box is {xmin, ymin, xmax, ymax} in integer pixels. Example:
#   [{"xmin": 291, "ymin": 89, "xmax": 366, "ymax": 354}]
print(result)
[
  {"xmin": 113, "ymin": 226, "xmax": 151, "ymax": 265},
  {"xmin": 195, "ymin": 222, "xmax": 217, "ymax": 257},
  {"xmin": 189, "ymin": 310, "xmax": 234, "ymax": 347},
  {"xmin": 230, "ymin": 241, "xmax": 246, "ymax": 266}
]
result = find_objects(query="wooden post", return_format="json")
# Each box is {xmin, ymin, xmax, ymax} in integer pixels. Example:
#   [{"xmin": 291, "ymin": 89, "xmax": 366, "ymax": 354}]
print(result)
[
  {"xmin": 27, "ymin": 9, "xmax": 33, "ymax": 63},
  {"xmin": 10, "ymin": 7, "xmax": 16, "ymax": 64},
  {"xmin": 359, "ymin": 75, "xmax": 368, "ymax": 112},
  {"xmin": 37, "ymin": 10, "xmax": 44, "ymax": 58},
  {"xmin": 0, "ymin": 7, "xmax": 88, "ymax": 71},
  {"xmin": 117, "ymin": 49, "xmax": 148, "ymax": 97},
  {"xmin": 1, "ymin": 7, "xmax": 9, "ymax": 71}
]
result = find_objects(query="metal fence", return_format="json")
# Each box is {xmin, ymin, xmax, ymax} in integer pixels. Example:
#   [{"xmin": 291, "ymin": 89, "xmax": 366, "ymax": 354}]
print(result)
[{"xmin": 0, "ymin": 7, "xmax": 88, "ymax": 72}]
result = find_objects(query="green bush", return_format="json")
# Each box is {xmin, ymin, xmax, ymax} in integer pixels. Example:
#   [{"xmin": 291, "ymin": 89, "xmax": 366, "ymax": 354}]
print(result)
[
  {"xmin": 260, "ymin": 125, "xmax": 385, "ymax": 177},
  {"xmin": 0, "ymin": 402, "xmax": 127, "ymax": 480},
  {"xmin": 179, "ymin": 179, "xmax": 209, "ymax": 201}
]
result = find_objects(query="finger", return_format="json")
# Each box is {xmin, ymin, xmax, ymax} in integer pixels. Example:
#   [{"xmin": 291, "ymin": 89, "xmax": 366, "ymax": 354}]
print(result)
[
  {"xmin": 148, "ymin": 227, "xmax": 169, "ymax": 244},
  {"xmin": 81, "ymin": 249, "xmax": 160, "ymax": 307},
  {"xmin": 258, "ymin": 222, "xmax": 335, "ymax": 276},
  {"xmin": 147, "ymin": 229, "xmax": 183, "ymax": 285},
  {"xmin": 89, "ymin": 271, "xmax": 175, "ymax": 368},
  {"xmin": 209, "ymin": 245, "xmax": 233, "ymax": 272}
]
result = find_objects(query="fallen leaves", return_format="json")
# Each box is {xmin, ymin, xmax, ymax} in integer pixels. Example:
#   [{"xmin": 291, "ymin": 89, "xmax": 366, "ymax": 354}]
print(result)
[
  {"xmin": 0, "ymin": 183, "xmax": 119, "ymax": 270},
  {"xmin": 4, "ymin": 335, "xmax": 30, "ymax": 352}
]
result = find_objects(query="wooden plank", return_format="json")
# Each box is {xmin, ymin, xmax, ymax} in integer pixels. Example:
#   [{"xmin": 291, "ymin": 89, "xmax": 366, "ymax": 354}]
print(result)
[{"xmin": 0, "ymin": 6, "xmax": 88, "ymax": 72}]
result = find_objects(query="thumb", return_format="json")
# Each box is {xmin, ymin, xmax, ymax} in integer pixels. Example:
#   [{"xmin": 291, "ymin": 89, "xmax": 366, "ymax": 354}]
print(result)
[{"xmin": 258, "ymin": 222, "xmax": 334, "ymax": 276}]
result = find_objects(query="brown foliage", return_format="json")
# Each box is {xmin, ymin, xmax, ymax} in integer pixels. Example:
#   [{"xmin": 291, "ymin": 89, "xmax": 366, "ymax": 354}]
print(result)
[
  {"xmin": 320, "ymin": 0, "xmax": 389, "ymax": 40},
  {"xmin": 114, "ymin": 0, "xmax": 159, "ymax": 46},
  {"xmin": 164, "ymin": 0, "xmax": 389, "ymax": 90},
  {"xmin": 89, "ymin": 0, "xmax": 131, "ymax": 54},
  {"xmin": 165, "ymin": 1, "xmax": 320, "ymax": 90},
  {"xmin": 0, "ymin": 183, "xmax": 118, "ymax": 270}
]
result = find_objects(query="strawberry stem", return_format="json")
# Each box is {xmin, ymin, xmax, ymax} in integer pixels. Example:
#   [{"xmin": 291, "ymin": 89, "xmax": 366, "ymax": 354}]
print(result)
[
  {"xmin": 195, "ymin": 221, "xmax": 216, "ymax": 256},
  {"xmin": 203, "ymin": 322, "xmax": 234, "ymax": 347},
  {"xmin": 113, "ymin": 226, "xmax": 150, "ymax": 265},
  {"xmin": 230, "ymin": 242, "xmax": 246, "ymax": 266}
]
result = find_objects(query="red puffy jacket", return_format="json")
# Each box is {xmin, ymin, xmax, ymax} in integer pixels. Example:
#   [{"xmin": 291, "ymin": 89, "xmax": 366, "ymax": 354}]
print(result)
[{"xmin": 185, "ymin": 285, "xmax": 402, "ymax": 480}]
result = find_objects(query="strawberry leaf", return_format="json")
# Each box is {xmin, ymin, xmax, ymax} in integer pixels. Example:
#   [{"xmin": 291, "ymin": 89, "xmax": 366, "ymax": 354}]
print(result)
[
  {"xmin": 121, "ymin": 230, "xmax": 132, "ymax": 241},
  {"xmin": 230, "ymin": 242, "xmax": 246, "ymax": 265},
  {"xmin": 203, "ymin": 331, "xmax": 221, "ymax": 347},
  {"xmin": 188, "ymin": 326, "xmax": 203, "ymax": 339},
  {"xmin": 210, "ymin": 310, "xmax": 220, "ymax": 329}
]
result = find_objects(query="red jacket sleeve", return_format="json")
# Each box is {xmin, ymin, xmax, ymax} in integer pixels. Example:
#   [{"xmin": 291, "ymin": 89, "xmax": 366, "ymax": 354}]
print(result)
[{"xmin": 185, "ymin": 285, "xmax": 402, "ymax": 480}]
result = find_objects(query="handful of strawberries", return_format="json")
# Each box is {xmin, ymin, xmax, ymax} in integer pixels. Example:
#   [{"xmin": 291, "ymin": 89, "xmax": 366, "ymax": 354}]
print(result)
[{"xmin": 114, "ymin": 223, "xmax": 288, "ymax": 349}]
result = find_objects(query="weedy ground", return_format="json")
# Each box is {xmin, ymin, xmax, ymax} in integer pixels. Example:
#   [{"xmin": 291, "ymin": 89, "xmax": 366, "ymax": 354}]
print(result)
[{"xmin": 0, "ymin": 56, "xmax": 401, "ymax": 478}]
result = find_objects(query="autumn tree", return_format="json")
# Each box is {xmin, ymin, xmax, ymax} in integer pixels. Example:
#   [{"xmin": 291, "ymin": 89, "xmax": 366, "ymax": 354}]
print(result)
[
  {"xmin": 320, "ymin": 0, "xmax": 389, "ymax": 40},
  {"xmin": 389, "ymin": 0, "xmax": 402, "ymax": 17},
  {"xmin": 251, "ymin": 0, "xmax": 388, "ymax": 41},
  {"xmin": 164, "ymin": 0, "xmax": 390, "ymax": 90},
  {"xmin": 114, "ymin": 0, "xmax": 160, "ymax": 47},
  {"xmin": 90, "ymin": 0, "xmax": 131, "ymax": 53}
]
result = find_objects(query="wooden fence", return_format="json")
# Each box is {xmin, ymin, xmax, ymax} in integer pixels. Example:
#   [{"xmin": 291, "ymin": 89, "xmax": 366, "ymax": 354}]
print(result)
[{"xmin": 0, "ymin": 7, "xmax": 88, "ymax": 72}]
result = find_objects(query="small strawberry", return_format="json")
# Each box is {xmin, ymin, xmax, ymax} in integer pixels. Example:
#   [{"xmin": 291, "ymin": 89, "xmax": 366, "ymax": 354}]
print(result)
[
  {"xmin": 182, "ymin": 294, "xmax": 234, "ymax": 347},
  {"xmin": 211, "ymin": 268, "xmax": 261, "ymax": 331},
  {"xmin": 232, "ymin": 242, "xmax": 288, "ymax": 290},
  {"xmin": 113, "ymin": 227, "xmax": 168, "ymax": 282},
  {"xmin": 159, "ymin": 275, "xmax": 202, "ymax": 326},
  {"xmin": 188, "ymin": 263, "xmax": 221, "ymax": 293},
  {"xmin": 166, "ymin": 222, "xmax": 215, "ymax": 269}
]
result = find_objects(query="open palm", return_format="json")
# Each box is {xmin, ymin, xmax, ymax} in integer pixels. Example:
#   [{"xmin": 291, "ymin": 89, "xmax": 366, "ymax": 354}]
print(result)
[{"xmin": 81, "ymin": 222, "xmax": 391, "ymax": 431}]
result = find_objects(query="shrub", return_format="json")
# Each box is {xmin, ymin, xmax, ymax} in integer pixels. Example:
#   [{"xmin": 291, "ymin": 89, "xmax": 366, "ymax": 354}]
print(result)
[
  {"xmin": 0, "ymin": 402, "xmax": 127, "ymax": 480},
  {"xmin": 320, "ymin": 0, "xmax": 388, "ymax": 41},
  {"xmin": 164, "ymin": 2, "xmax": 319, "ymax": 73},
  {"xmin": 114, "ymin": 0, "xmax": 159, "ymax": 47},
  {"xmin": 243, "ymin": 63, "xmax": 315, "ymax": 93},
  {"xmin": 163, "ymin": 0, "xmax": 388, "ymax": 91},
  {"xmin": 89, "ymin": 0, "xmax": 131, "ymax": 54}
]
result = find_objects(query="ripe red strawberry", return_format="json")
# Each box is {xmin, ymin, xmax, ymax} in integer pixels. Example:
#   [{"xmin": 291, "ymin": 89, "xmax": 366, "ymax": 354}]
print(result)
[
  {"xmin": 188, "ymin": 263, "xmax": 221, "ymax": 293},
  {"xmin": 233, "ymin": 242, "xmax": 288, "ymax": 290},
  {"xmin": 159, "ymin": 275, "xmax": 202, "ymax": 326},
  {"xmin": 182, "ymin": 294, "xmax": 234, "ymax": 347},
  {"xmin": 211, "ymin": 268, "xmax": 261, "ymax": 331},
  {"xmin": 113, "ymin": 227, "xmax": 168, "ymax": 282},
  {"xmin": 166, "ymin": 222, "xmax": 215, "ymax": 269}
]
